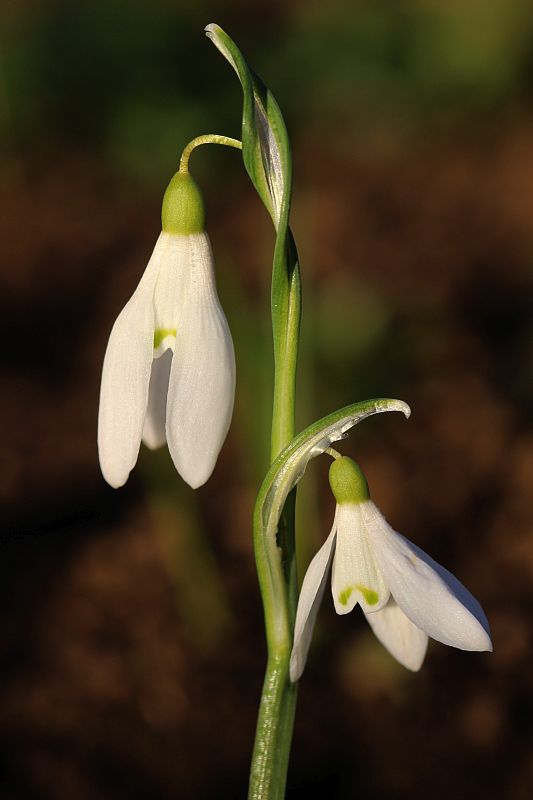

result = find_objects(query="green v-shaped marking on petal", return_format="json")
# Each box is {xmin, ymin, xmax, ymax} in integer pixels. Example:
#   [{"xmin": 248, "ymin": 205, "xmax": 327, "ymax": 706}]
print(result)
[
  {"xmin": 339, "ymin": 585, "xmax": 379, "ymax": 606},
  {"xmin": 154, "ymin": 328, "xmax": 176, "ymax": 349}
]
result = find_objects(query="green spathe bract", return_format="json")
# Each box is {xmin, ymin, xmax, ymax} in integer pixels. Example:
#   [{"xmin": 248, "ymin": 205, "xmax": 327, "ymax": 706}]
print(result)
[
  {"xmin": 329, "ymin": 456, "xmax": 370, "ymax": 505},
  {"xmin": 161, "ymin": 171, "xmax": 205, "ymax": 234},
  {"xmin": 205, "ymin": 22, "xmax": 300, "ymax": 456}
]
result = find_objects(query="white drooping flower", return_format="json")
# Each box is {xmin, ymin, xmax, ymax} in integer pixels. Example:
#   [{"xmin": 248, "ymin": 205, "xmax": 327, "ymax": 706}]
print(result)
[
  {"xmin": 98, "ymin": 170, "xmax": 235, "ymax": 490},
  {"xmin": 290, "ymin": 456, "xmax": 492, "ymax": 681}
]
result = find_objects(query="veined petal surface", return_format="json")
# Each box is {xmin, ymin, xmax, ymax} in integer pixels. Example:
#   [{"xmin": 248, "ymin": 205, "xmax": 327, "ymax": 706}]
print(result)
[
  {"xmin": 152, "ymin": 234, "xmax": 185, "ymax": 336},
  {"xmin": 364, "ymin": 502, "xmax": 492, "ymax": 652},
  {"xmin": 365, "ymin": 599, "xmax": 428, "ymax": 671},
  {"xmin": 290, "ymin": 521, "xmax": 337, "ymax": 683},
  {"xmin": 98, "ymin": 233, "xmax": 168, "ymax": 488},
  {"xmin": 331, "ymin": 503, "xmax": 389, "ymax": 614},
  {"xmin": 166, "ymin": 232, "xmax": 236, "ymax": 489}
]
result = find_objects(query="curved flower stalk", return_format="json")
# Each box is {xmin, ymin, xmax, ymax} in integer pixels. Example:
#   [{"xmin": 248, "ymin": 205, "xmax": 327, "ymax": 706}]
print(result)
[
  {"xmin": 290, "ymin": 456, "xmax": 492, "ymax": 681},
  {"xmin": 98, "ymin": 169, "xmax": 235, "ymax": 490}
]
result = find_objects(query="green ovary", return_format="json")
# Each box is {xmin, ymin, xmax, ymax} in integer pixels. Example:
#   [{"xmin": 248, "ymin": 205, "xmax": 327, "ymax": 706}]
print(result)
[
  {"xmin": 339, "ymin": 585, "xmax": 379, "ymax": 607},
  {"xmin": 154, "ymin": 328, "xmax": 176, "ymax": 349}
]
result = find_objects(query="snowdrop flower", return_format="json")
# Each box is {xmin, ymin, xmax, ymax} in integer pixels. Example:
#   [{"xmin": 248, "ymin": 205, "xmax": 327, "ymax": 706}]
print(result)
[
  {"xmin": 98, "ymin": 170, "xmax": 235, "ymax": 490},
  {"xmin": 290, "ymin": 456, "xmax": 492, "ymax": 681}
]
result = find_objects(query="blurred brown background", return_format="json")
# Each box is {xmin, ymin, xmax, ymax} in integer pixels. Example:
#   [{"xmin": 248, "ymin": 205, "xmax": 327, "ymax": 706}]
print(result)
[{"xmin": 1, "ymin": 1, "xmax": 532, "ymax": 798}]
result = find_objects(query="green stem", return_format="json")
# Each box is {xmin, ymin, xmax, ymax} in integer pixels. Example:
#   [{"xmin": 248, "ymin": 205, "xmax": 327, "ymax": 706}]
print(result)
[
  {"xmin": 179, "ymin": 134, "xmax": 242, "ymax": 173},
  {"xmin": 249, "ymin": 222, "xmax": 301, "ymax": 800},
  {"xmin": 272, "ymin": 490, "xmax": 299, "ymax": 796},
  {"xmin": 249, "ymin": 496, "xmax": 297, "ymax": 800},
  {"xmin": 248, "ymin": 652, "xmax": 291, "ymax": 800}
]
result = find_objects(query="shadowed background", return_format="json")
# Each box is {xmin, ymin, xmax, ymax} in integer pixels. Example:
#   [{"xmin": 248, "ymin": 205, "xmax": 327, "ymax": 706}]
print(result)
[{"xmin": 1, "ymin": 1, "xmax": 532, "ymax": 798}]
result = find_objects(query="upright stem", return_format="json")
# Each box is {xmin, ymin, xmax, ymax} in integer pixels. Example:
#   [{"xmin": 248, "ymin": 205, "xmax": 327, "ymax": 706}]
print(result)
[
  {"xmin": 248, "ymin": 230, "xmax": 301, "ymax": 798},
  {"xmin": 201, "ymin": 29, "xmax": 303, "ymax": 798}
]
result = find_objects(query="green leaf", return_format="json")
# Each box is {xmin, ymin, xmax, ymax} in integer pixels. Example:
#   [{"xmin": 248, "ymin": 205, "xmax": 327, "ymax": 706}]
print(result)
[
  {"xmin": 253, "ymin": 398, "xmax": 411, "ymax": 646},
  {"xmin": 205, "ymin": 23, "xmax": 301, "ymax": 458},
  {"xmin": 205, "ymin": 23, "xmax": 289, "ymax": 230}
]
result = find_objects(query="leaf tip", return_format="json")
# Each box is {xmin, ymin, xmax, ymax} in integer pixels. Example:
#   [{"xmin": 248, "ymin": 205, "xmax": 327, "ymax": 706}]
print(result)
[
  {"xmin": 204, "ymin": 24, "xmax": 238, "ymax": 75},
  {"xmin": 204, "ymin": 23, "xmax": 220, "ymax": 39},
  {"xmin": 400, "ymin": 401, "xmax": 411, "ymax": 420},
  {"xmin": 372, "ymin": 398, "xmax": 411, "ymax": 421}
]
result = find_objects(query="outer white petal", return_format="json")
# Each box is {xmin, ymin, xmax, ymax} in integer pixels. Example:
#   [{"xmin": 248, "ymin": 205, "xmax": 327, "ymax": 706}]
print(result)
[
  {"xmin": 166, "ymin": 232, "xmax": 236, "ymax": 489},
  {"xmin": 331, "ymin": 503, "xmax": 389, "ymax": 615},
  {"xmin": 365, "ymin": 599, "xmax": 428, "ymax": 671},
  {"xmin": 142, "ymin": 349, "xmax": 172, "ymax": 450},
  {"xmin": 98, "ymin": 233, "xmax": 169, "ymax": 488},
  {"xmin": 364, "ymin": 502, "xmax": 492, "ymax": 652},
  {"xmin": 152, "ymin": 234, "xmax": 184, "ymax": 334},
  {"xmin": 290, "ymin": 520, "xmax": 337, "ymax": 683}
]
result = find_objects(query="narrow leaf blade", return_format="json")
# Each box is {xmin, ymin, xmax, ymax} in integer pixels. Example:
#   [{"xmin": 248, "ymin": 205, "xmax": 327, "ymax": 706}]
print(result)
[{"xmin": 205, "ymin": 23, "xmax": 289, "ymax": 229}]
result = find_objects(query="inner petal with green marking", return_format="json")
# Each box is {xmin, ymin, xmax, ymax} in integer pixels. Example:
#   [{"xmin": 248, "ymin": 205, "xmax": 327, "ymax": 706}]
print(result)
[
  {"xmin": 332, "ymin": 503, "xmax": 390, "ymax": 614},
  {"xmin": 154, "ymin": 327, "xmax": 177, "ymax": 357},
  {"xmin": 339, "ymin": 585, "xmax": 379, "ymax": 607}
]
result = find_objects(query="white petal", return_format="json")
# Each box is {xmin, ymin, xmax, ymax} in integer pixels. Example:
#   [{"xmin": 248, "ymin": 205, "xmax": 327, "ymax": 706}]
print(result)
[
  {"xmin": 331, "ymin": 503, "xmax": 389, "ymax": 615},
  {"xmin": 365, "ymin": 599, "xmax": 428, "ymax": 671},
  {"xmin": 290, "ymin": 522, "xmax": 337, "ymax": 683},
  {"xmin": 365, "ymin": 502, "xmax": 493, "ymax": 652},
  {"xmin": 142, "ymin": 349, "xmax": 172, "ymax": 450},
  {"xmin": 98, "ymin": 233, "xmax": 169, "ymax": 488},
  {"xmin": 152, "ymin": 235, "xmax": 185, "ymax": 333},
  {"xmin": 166, "ymin": 233, "xmax": 236, "ymax": 489}
]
